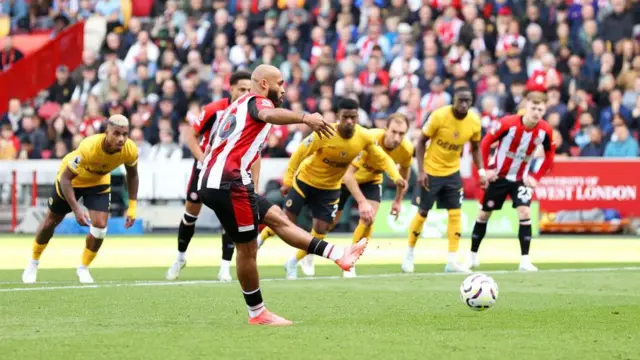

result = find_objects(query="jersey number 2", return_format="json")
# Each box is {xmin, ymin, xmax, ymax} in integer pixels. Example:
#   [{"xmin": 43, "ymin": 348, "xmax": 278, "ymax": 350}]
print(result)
[{"xmin": 517, "ymin": 186, "xmax": 533, "ymax": 203}]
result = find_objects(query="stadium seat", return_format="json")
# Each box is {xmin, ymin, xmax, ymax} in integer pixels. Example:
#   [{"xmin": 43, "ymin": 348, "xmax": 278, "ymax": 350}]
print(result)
[
  {"xmin": 0, "ymin": 16, "xmax": 10, "ymax": 38},
  {"xmin": 569, "ymin": 146, "xmax": 580, "ymax": 157},
  {"xmin": 131, "ymin": 0, "xmax": 153, "ymax": 17}
]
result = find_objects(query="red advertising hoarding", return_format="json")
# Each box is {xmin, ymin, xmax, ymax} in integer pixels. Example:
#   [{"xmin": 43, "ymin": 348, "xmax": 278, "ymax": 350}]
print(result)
[{"xmin": 535, "ymin": 159, "xmax": 640, "ymax": 217}]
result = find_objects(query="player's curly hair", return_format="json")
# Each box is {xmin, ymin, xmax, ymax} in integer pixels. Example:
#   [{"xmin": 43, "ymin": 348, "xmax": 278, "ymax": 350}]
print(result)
[{"xmin": 337, "ymin": 98, "xmax": 360, "ymax": 110}]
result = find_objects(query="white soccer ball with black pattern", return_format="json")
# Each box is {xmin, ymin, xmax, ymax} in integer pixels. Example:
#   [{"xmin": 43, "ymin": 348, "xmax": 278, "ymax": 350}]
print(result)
[{"xmin": 460, "ymin": 273, "xmax": 499, "ymax": 311}]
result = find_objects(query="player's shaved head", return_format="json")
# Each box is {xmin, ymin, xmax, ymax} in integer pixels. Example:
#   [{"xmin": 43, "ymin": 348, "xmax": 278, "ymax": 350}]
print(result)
[{"xmin": 251, "ymin": 65, "xmax": 285, "ymax": 107}]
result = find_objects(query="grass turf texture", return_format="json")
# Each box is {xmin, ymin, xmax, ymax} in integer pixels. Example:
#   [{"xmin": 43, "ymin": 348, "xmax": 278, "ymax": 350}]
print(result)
[{"xmin": 0, "ymin": 235, "xmax": 639, "ymax": 360}]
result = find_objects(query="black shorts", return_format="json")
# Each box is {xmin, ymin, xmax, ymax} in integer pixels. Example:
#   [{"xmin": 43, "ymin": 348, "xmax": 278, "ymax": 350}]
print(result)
[
  {"xmin": 284, "ymin": 177, "xmax": 340, "ymax": 223},
  {"xmin": 411, "ymin": 172, "xmax": 463, "ymax": 211},
  {"xmin": 199, "ymin": 183, "xmax": 273, "ymax": 243},
  {"xmin": 186, "ymin": 160, "xmax": 202, "ymax": 203},
  {"xmin": 48, "ymin": 181, "xmax": 111, "ymax": 215},
  {"xmin": 482, "ymin": 178, "xmax": 532, "ymax": 211},
  {"xmin": 337, "ymin": 182, "xmax": 382, "ymax": 211}
]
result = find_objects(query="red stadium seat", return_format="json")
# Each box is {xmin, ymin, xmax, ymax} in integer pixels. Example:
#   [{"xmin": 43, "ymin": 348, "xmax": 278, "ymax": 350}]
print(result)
[
  {"xmin": 569, "ymin": 146, "xmax": 580, "ymax": 157},
  {"xmin": 131, "ymin": 0, "xmax": 153, "ymax": 17}
]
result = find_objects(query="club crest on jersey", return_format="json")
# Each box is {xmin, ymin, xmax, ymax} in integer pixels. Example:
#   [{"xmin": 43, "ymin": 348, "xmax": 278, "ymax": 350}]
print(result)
[
  {"xmin": 452, "ymin": 131, "xmax": 460, "ymax": 139},
  {"xmin": 69, "ymin": 155, "xmax": 81, "ymax": 170},
  {"xmin": 340, "ymin": 151, "xmax": 347, "ymax": 158}
]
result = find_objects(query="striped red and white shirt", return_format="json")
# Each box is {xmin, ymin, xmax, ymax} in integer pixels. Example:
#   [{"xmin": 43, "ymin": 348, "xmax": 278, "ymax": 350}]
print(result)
[
  {"xmin": 198, "ymin": 93, "xmax": 274, "ymax": 190},
  {"xmin": 481, "ymin": 115, "xmax": 555, "ymax": 182},
  {"xmin": 190, "ymin": 98, "xmax": 231, "ymax": 166}
]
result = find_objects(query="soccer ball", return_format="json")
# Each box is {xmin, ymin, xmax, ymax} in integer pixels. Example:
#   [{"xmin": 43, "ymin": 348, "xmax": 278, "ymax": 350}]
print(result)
[{"xmin": 459, "ymin": 273, "xmax": 499, "ymax": 311}]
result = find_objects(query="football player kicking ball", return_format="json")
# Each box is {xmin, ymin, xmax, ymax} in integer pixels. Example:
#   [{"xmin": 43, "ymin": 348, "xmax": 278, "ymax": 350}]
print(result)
[
  {"xmin": 166, "ymin": 71, "xmax": 252, "ymax": 282},
  {"xmin": 403, "ymin": 87, "xmax": 487, "ymax": 274},
  {"xmin": 468, "ymin": 91, "xmax": 555, "ymax": 271},
  {"xmin": 198, "ymin": 65, "xmax": 367, "ymax": 325},
  {"xmin": 22, "ymin": 115, "xmax": 139, "ymax": 284},
  {"xmin": 332, "ymin": 113, "xmax": 414, "ymax": 277},
  {"xmin": 257, "ymin": 98, "xmax": 406, "ymax": 280}
]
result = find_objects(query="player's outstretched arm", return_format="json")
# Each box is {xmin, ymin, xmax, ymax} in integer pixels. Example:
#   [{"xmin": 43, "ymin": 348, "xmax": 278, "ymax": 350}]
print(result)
[
  {"xmin": 527, "ymin": 130, "xmax": 556, "ymax": 186},
  {"xmin": 391, "ymin": 165, "xmax": 412, "ymax": 218},
  {"xmin": 367, "ymin": 143, "xmax": 406, "ymax": 191},
  {"xmin": 470, "ymin": 141, "xmax": 488, "ymax": 187},
  {"xmin": 282, "ymin": 133, "xmax": 322, "ymax": 189},
  {"xmin": 415, "ymin": 132, "xmax": 429, "ymax": 188},
  {"xmin": 124, "ymin": 163, "xmax": 139, "ymax": 229},
  {"xmin": 59, "ymin": 167, "xmax": 90, "ymax": 226},
  {"xmin": 185, "ymin": 126, "xmax": 204, "ymax": 163},
  {"xmin": 251, "ymin": 156, "xmax": 261, "ymax": 191},
  {"xmin": 258, "ymin": 108, "xmax": 334, "ymax": 139},
  {"xmin": 343, "ymin": 165, "xmax": 374, "ymax": 224}
]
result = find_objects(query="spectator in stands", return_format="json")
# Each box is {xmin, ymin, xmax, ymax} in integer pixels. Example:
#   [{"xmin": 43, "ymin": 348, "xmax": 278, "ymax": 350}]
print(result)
[
  {"xmin": 580, "ymin": 127, "xmax": 605, "ymax": 157},
  {"xmin": 599, "ymin": 88, "xmax": 632, "ymax": 135},
  {"xmin": 0, "ymin": 123, "xmax": 19, "ymax": 159},
  {"xmin": 47, "ymin": 116, "xmax": 72, "ymax": 151},
  {"xmin": 149, "ymin": 127, "xmax": 182, "ymax": 161},
  {"xmin": 1, "ymin": 98, "xmax": 23, "ymax": 132},
  {"xmin": 52, "ymin": 139, "xmax": 68, "ymax": 159},
  {"xmin": 95, "ymin": 0, "xmax": 122, "ymax": 32},
  {"xmin": 18, "ymin": 108, "xmax": 46, "ymax": 159},
  {"xmin": 2, "ymin": 0, "xmax": 28, "ymax": 30},
  {"xmin": 0, "ymin": 36, "xmax": 24, "ymax": 71},
  {"xmin": 47, "ymin": 65, "xmax": 75, "ymax": 104},
  {"xmin": 130, "ymin": 127, "xmax": 152, "ymax": 160},
  {"xmin": 604, "ymin": 121, "xmax": 639, "ymax": 158},
  {"xmin": 553, "ymin": 128, "xmax": 571, "ymax": 158},
  {"xmin": 622, "ymin": 76, "xmax": 640, "ymax": 111}
]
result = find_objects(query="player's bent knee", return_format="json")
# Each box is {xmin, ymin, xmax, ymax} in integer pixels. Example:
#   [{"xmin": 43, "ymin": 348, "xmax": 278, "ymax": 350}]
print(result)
[
  {"xmin": 90, "ymin": 225, "xmax": 108, "ymax": 239},
  {"xmin": 517, "ymin": 207, "xmax": 531, "ymax": 220},
  {"xmin": 265, "ymin": 206, "xmax": 290, "ymax": 229},
  {"xmin": 184, "ymin": 201, "xmax": 202, "ymax": 217},
  {"xmin": 418, "ymin": 209, "xmax": 429, "ymax": 218},
  {"xmin": 477, "ymin": 210, "xmax": 492, "ymax": 223}
]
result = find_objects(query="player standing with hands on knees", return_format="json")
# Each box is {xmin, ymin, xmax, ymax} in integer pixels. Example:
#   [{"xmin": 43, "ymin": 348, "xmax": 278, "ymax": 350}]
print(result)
[
  {"xmin": 22, "ymin": 114, "xmax": 139, "ymax": 284},
  {"xmin": 403, "ymin": 87, "xmax": 487, "ymax": 274},
  {"xmin": 198, "ymin": 65, "xmax": 368, "ymax": 326},
  {"xmin": 468, "ymin": 90, "xmax": 555, "ymax": 271}
]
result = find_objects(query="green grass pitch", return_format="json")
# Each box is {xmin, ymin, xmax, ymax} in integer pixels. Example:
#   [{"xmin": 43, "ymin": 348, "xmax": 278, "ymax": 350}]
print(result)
[{"xmin": 0, "ymin": 235, "xmax": 639, "ymax": 360}]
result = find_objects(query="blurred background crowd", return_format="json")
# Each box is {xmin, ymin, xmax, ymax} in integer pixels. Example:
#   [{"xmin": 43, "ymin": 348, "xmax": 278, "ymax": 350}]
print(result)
[{"xmin": 1, "ymin": 0, "xmax": 639, "ymax": 163}]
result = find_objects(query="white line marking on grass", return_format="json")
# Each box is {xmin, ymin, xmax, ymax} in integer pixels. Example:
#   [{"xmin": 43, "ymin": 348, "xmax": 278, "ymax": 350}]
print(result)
[{"xmin": 1, "ymin": 266, "xmax": 639, "ymax": 293}]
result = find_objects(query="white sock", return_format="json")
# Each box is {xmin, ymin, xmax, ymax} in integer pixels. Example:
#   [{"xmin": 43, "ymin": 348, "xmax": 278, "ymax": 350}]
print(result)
[
  {"xmin": 323, "ymin": 244, "xmax": 344, "ymax": 261},
  {"xmin": 407, "ymin": 247, "xmax": 415, "ymax": 257},
  {"xmin": 30, "ymin": 259, "xmax": 39, "ymax": 266},
  {"xmin": 521, "ymin": 255, "xmax": 531, "ymax": 264},
  {"xmin": 220, "ymin": 259, "xmax": 231, "ymax": 272},
  {"xmin": 471, "ymin": 252, "xmax": 478, "ymax": 262},
  {"xmin": 78, "ymin": 265, "xmax": 88, "ymax": 270},
  {"xmin": 177, "ymin": 251, "xmax": 186, "ymax": 262},
  {"xmin": 447, "ymin": 252, "xmax": 457, "ymax": 264},
  {"xmin": 247, "ymin": 303, "xmax": 265, "ymax": 318}
]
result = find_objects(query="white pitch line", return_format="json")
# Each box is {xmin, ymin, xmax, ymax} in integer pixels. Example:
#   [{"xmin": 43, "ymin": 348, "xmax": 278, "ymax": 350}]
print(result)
[{"xmin": 1, "ymin": 266, "xmax": 640, "ymax": 293}]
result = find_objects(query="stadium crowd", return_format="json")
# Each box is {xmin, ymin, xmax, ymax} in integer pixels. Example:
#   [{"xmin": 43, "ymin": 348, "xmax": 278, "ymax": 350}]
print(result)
[{"xmin": 0, "ymin": 0, "xmax": 639, "ymax": 162}]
